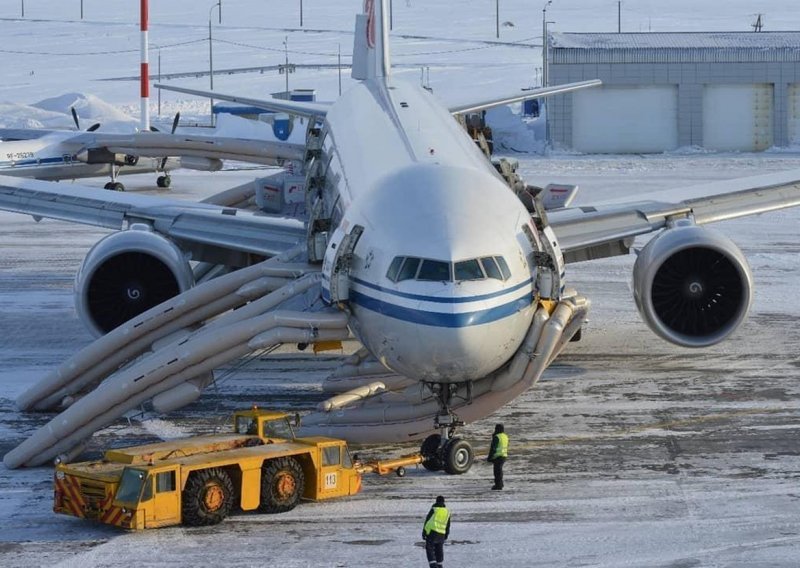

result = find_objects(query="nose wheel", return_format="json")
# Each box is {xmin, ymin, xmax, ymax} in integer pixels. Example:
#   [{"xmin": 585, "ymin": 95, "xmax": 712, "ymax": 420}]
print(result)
[{"xmin": 419, "ymin": 384, "xmax": 475, "ymax": 475}]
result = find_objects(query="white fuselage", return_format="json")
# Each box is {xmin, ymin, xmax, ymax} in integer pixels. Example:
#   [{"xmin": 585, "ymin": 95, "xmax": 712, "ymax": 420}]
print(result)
[{"xmin": 320, "ymin": 79, "xmax": 541, "ymax": 383}]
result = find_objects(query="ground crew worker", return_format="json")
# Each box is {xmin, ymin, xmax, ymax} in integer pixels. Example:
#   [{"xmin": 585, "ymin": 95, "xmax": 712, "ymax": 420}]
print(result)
[
  {"xmin": 422, "ymin": 495, "xmax": 450, "ymax": 568},
  {"xmin": 488, "ymin": 423, "xmax": 508, "ymax": 490}
]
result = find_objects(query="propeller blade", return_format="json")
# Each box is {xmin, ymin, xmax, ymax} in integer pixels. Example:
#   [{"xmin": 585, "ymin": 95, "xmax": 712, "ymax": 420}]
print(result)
[
  {"xmin": 171, "ymin": 112, "xmax": 181, "ymax": 134},
  {"xmin": 86, "ymin": 123, "xmax": 101, "ymax": 132},
  {"xmin": 70, "ymin": 107, "xmax": 80, "ymax": 130},
  {"xmin": 149, "ymin": 126, "xmax": 160, "ymax": 132}
]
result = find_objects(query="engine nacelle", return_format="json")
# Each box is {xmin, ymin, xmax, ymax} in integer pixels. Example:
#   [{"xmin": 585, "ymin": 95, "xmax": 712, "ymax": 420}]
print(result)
[
  {"xmin": 178, "ymin": 156, "xmax": 223, "ymax": 172},
  {"xmin": 75, "ymin": 225, "xmax": 194, "ymax": 337},
  {"xmin": 633, "ymin": 223, "xmax": 753, "ymax": 348}
]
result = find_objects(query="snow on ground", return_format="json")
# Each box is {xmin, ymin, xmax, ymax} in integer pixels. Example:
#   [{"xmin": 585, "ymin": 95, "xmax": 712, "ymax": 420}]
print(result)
[{"xmin": 1, "ymin": 1, "xmax": 800, "ymax": 567}]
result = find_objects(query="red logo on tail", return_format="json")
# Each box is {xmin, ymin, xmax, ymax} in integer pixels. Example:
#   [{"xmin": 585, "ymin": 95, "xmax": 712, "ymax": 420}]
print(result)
[{"xmin": 365, "ymin": 0, "xmax": 376, "ymax": 48}]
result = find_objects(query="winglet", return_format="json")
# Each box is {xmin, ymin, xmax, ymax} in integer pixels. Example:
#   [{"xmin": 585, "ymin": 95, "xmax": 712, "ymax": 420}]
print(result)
[{"xmin": 352, "ymin": 0, "xmax": 391, "ymax": 81}]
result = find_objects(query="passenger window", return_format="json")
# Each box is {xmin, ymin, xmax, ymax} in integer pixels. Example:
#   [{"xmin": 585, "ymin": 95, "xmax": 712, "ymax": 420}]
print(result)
[
  {"xmin": 156, "ymin": 471, "xmax": 176, "ymax": 493},
  {"xmin": 480, "ymin": 257, "xmax": 503, "ymax": 280},
  {"xmin": 454, "ymin": 259, "xmax": 484, "ymax": 281},
  {"xmin": 495, "ymin": 256, "xmax": 511, "ymax": 280},
  {"xmin": 397, "ymin": 257, "xmax": 420, "ymax": 281},
  {"xmin": 418, "ymin": 260, "xmax": 451, "ymax": 281},
  {"xmin": 322, "ymin": 446, "xmax": 341, "ymax": 466},
  {"xmin": 386, "ymin": 256, "xmax": 404, "ymax": 282}
]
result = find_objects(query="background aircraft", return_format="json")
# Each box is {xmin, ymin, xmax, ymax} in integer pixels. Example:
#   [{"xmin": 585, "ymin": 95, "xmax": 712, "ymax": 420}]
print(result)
[
  {"xmin": 1, "ymin": 0, "xmax": 799, "ymax": 471},
  {"xmin": 0, "ymin": 110, "xmax": 305, "ymax": 191}
]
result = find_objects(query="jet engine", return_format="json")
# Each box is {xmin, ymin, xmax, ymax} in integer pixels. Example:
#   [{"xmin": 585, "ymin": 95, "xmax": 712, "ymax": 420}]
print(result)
[
  {"xmin": 633, "ymin": 223, "xmax": 753, "ymax": 347},
  {"xmin": 74, "ymin": 224, "xmax": 194, "ymax": 336}
]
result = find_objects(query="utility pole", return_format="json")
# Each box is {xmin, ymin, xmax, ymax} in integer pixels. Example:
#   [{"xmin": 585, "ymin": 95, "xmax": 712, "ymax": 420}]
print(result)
[
  {"xmin": 617, "ymin": 1, "xmax": 621, "ymax": 33},
  {"xmin": 389, "ymin": 0, "xmax": 393, "ymax": 30},
  {"xmin": 752, "ymin": 14, "xmax": 763, "ymax": 32},
  {"xmin": 81, "ymin": 0, "xmax": 84, "ymax": 19},
  {"xmin": 496, "ymin": 0, "xmax": 500, "ymax": 39},
  {"xmin": 208, "ymin": 1, "xmax": 222, "ymax": 124},
  {"xmin": 337, "ymin": 43, "xmax": 342, "ymax": 96},
  {"xmin": 21, "ymin": 0, "xmax": 24, "ymax": 18},
  {"xmin": 542, "ymin": 0, "xmax": 553, "ymax": 87},
  {"xmin": 300, "ymin": 0, "xmax": 303, "ymax": 27}
]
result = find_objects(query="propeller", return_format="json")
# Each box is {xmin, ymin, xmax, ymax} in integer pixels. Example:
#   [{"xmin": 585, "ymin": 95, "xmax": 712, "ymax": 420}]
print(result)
[
  {"xmin": 149, "ymin": 112, "xmax": 181, "ymax": 135},
  {"xmin": 70, "ymin": 107, "xmax": 101, "ymax": 132},
  {"xmin": 159, "ymin": 112, "xmax": 181, "ymax": 171}
]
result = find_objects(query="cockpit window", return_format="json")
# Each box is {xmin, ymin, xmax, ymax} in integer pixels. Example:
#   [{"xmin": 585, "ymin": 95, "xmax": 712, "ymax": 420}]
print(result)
[
  {"xmin": 386, "ymin": 255, "xmax": 511, "ymax": 283},
  {"xmin": 480, "ymin": 257, "xmax": 502, "ymax": 280},
  {"xmin": 386, "ymin": 256, "xmax": 404, "ymax": 282},
  {"xmin": 418, "ymin": 260, "xmax": 451, "ymax": 281},
  {"xmin": 397, "ymin": 257, "xmax": 421, "ymax": 281},
  {"xmin": 495, "ymin": 256, "xmax": 511, "ymax": 280},
  {"xmin": 454, "ymin": 259, "xmax": 484, "ymax": 281}
]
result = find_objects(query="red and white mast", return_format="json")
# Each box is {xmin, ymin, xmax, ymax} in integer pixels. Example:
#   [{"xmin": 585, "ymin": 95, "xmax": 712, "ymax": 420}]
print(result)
[{"xmin": 140, "ymin": 0, "xmax": 150, "ymax": 131}]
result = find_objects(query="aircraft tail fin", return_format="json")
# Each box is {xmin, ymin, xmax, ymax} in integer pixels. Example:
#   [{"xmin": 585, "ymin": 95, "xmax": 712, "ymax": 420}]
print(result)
[{"xmin": 352, "ymin": 0, "xmax": 391, "ymax": 81}]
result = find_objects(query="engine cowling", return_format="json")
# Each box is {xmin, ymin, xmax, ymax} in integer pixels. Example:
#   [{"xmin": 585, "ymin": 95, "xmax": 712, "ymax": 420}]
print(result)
[
  {"xmin": 74, "ymin": 225, "xmax": 194, "ymax": 337},
  {"xmin": 633, "ymin": 223, "xmax": 753, "ymax": 347}
]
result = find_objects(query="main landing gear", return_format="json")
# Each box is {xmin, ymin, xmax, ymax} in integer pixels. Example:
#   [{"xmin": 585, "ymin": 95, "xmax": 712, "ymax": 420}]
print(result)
[
  {"xmin": 419, "ymin": 384, "xmax": 475, "ymax": 475},
  {"xmin": 156, "ymin": 175, "xmax": 171, "ymax": 188},
  {"xmin": 104, "ymin": 163, "xmax": 125, "ymax": 191}
]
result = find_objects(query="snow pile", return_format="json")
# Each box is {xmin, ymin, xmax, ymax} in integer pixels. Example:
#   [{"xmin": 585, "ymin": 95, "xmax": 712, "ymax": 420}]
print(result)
[
  {"xmin": 486, "ymin": 105, "xmax": 546, "ymax": 154},
  {"xmin": 0, "ymin": 101, "xmax": 72, "ymax": 129},
  {"xmin": 32, "ymin": 92, "xmax": 137, "ymax": 132}
]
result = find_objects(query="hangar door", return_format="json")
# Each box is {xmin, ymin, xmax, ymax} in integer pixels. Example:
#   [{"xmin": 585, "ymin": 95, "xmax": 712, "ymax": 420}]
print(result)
[
  {"xmin": 788, "ymin": 84, "xmax": 800, "ymax": 146},
  {"xmin": 572, "ymin": 86, "xmax": 678, "ymax": 153},
  {"xmin": 702, "ymin": 84, "xmax": 773, "ymax": 151}
]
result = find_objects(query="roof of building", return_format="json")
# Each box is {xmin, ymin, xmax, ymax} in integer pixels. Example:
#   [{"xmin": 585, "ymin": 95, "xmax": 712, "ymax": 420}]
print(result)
[
  {"xmin": 549, "ymin": 32, "xmax": 800, "ymax": 64},
  {"xmin": 550, "ymin": 31, "xmax": 800, "ymax": 50}
]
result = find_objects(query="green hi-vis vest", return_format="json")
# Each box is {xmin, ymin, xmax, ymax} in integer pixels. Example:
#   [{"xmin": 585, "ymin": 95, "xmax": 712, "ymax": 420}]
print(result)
[
  {"xmin": 492, "ymin": 432, "xmax": 509, "ymax": 459},
  {"xmin": 424, "ymin": 506, "xmax": 450, "ymax": 536}
]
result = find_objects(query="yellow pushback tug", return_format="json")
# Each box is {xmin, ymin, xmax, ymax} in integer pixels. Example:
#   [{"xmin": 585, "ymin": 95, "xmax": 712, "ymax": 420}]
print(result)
[{"xmin": 53, "ymin": 408, "xmax": 421, "ymax": 529}]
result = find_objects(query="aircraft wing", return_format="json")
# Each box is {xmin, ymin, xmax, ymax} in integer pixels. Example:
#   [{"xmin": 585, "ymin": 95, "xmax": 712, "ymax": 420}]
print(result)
[
  {"xmin": 447, "ymin": 80, "xmax": 602, "ymax": 115},
  {"xmin": 547, "ymin": 169, "xmax": 800, "ymax": 264},
  {"xmin": 93, "ymin": 131, "xmax": 306, "ymax": 166},
  {"xmin": 155, "ymin": 84, "xmax": 331, "ymax": 120},
  {"xmin": 0, "ymin": 174, "xmax": 305, "ymax": 258}
]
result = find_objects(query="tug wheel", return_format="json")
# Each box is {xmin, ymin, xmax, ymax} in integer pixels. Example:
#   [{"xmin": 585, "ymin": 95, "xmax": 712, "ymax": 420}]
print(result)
[
  {"xmin": 260, "ymin": 456, "xmax": 305, "ymax": 513},
  {"xmin": 182, "ymin": 467, "xmax": 234, "ymax": 526}
]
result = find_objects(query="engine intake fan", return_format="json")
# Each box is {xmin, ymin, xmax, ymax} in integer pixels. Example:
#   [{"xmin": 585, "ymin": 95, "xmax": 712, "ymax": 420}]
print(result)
[{"xmin": 633, "ymin": 224, "xmax": 753, "ymax": 347}]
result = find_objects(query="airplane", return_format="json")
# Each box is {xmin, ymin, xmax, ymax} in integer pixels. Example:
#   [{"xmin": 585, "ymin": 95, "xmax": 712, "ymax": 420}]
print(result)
[
  {"xmin": 0, "ymin": 110, "xmax": 305, "ymax": 191},
  {"xmin": 2, "ymin": 0, "xmax": 800, "ymax": 471}
]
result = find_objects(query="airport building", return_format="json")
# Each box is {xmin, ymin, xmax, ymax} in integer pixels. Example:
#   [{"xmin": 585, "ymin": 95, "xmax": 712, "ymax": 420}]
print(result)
[{"xmin": 546, "ymin": 31, "xmax": 800, "ymax": 153}]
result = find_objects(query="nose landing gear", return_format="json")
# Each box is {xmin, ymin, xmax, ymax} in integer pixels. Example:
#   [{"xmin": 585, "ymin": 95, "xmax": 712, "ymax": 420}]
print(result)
[{"xmin": 419, "ymin": 384, "xmax": 475, "ymax": 475}]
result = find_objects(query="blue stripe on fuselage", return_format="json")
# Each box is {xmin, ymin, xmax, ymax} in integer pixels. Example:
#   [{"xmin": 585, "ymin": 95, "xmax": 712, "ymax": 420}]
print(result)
[
  {"xmin": 350, "ymin": 276, "xmax": 532, "ymax": 304},
  {"xmin": 349, "ymin": 288, "xmax": 533, "ymax": 328}
]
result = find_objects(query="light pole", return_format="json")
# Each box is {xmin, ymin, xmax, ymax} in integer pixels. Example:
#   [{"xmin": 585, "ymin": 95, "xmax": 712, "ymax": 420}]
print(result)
[
  {"xmin": 208, "ymin": 1, "xmax": 222, "ymax": 124},
  {"xmin": 279, "ymin": 37, "xmax": 296, "ymax": 96},
  {"xmin": 300, "ymin": 0, "xmax": 303, "ymax": 26},
  {"xmin": 542, "ymin": 0, "xmax": 553, "ymax": 87}
]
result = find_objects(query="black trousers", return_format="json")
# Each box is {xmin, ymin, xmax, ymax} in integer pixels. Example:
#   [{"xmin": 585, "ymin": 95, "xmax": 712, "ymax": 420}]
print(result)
[
  {"xmin": 493, "ymin": 457, "xmax": 506, "ymax": 488},
  {"xmin": 425, "ymin": 532, "xmax": 445, "ymax": 565}
]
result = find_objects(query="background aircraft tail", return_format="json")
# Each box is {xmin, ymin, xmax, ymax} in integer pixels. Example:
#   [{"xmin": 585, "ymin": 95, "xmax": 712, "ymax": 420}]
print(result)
[{"xmin": 352, "ymin": 0, "xmax": 391, "ymax": 81}]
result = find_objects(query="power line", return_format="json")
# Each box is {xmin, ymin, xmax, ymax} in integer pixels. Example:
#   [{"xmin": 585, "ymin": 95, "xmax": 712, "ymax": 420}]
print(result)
[{"xmin": 0, "ymin": 38, "xmax": 206, "ymax": 56}]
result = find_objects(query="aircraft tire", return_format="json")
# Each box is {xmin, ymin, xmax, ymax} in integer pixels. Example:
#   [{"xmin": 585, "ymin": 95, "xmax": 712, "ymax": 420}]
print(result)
[
  {"xmin": 420, "ymin": 434, "xmax": 443, "ymax": 472},
  {"xmin": 443, "ymin": 438, "xmax": 473, "ymax": 475},
  {"xmin": 181, "ymin": 467, "xmax": 235, "ymax": 526},
  {"xmin": 157, "ymin": 175, "xmax": 171, "ymax": 188},
  {"xmin": 259, "ymin": 456, "xmax": 305, "ymax": 514}
]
